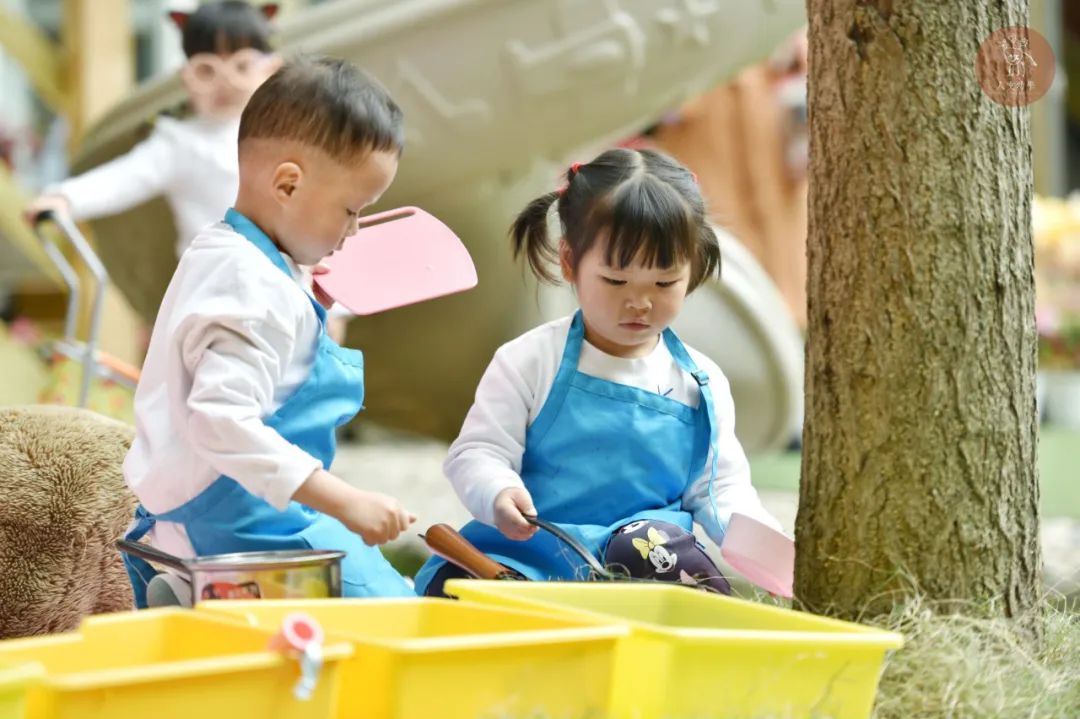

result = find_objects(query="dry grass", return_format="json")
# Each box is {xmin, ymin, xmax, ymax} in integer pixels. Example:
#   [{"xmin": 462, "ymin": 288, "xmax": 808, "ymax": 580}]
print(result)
[{"xmin": 869, "ymin": 595, "xmax": 1079, "ymax": 719}]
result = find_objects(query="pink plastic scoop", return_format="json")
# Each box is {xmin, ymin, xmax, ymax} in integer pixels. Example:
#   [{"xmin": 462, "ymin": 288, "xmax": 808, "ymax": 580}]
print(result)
[
  {"xmin": 314, "ymin": 206, "xmax": 478, "ymax": 315},
  {"xmin": 720, "ymin": 512, "xmax": 795, "ymax": 598}
]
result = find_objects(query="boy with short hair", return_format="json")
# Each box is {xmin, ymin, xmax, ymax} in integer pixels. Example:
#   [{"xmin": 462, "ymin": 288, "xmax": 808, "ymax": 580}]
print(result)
[{"xmin": 123, "ymin": 56, "xmax": 416, "ymax": 606}]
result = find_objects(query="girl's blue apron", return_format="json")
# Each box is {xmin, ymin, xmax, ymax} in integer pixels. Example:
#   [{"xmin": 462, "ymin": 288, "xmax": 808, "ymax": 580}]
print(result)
[
  {"xmin": 413, "ymin": 310, "xmax": 719, "ymax": 592},
  {"xmin": 123, "ymin": 208, "xmax": 413, "ymax": 607}
]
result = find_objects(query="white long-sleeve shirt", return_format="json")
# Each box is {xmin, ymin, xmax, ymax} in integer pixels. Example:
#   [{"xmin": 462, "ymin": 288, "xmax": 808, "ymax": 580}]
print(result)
[
  {"xmin": 53, "ymin": 115, "xmax": 239, "ymax": 257},
  {"xmin": 123, "ymin": 222, "xmax": 323, "ymax": 558},
  {"xmin": 445, "ymin": 315, "xmax": 782, "ymax": 546}
]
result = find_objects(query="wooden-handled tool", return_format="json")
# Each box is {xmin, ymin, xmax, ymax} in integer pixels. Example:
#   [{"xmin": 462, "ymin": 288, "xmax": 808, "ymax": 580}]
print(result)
[{"xmin": 421, "ymin": 524, "xmax": 526, "ymax": 580}]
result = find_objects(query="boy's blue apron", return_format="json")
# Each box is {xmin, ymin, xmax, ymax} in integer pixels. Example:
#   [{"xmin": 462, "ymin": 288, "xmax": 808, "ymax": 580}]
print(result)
[
  {"xmin": 414, "ymin": 310, "xmax": 720, "ymax": 592},
  {"xmin": 123, "ymin": 208, "xmax": 413, "ymax": 607}
]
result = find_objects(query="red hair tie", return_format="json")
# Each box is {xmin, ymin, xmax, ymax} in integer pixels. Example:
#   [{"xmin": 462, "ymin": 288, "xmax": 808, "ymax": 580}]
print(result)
[{"xmin": 560, "ymin": 161, "xmax": 584, "ymax": 196}]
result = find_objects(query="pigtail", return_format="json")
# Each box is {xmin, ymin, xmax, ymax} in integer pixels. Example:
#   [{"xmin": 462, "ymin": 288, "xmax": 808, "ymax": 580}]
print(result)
[
  {"xmin": 690, "ymin": 223, "xmax": 723, "ymax": 291},
  {"xmin": 510, "ymin": 191, "xmax": 562, "ymax": 284}
]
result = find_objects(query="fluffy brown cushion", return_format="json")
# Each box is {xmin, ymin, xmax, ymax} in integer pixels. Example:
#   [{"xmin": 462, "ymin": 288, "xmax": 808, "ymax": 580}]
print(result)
[{"xmin": 0, "ymin": 405, "xmax": 137, "ymax": 638}]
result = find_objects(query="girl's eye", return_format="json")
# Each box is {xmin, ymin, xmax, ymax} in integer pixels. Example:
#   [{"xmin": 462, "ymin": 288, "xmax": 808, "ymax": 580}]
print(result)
[
  {"xmin": 345, "ymin": 208, "xmax": 359, "ymax": 217},
  {"xmin": 602, "ymin": 277, "xmax": 626, "ymax": 286},
  {"xmin": 656, "ymin": 281, "xmax": 679, "ymax": 288}
]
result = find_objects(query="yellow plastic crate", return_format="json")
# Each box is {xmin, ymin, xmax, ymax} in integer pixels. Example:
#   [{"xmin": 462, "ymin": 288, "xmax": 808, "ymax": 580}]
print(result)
[
  {"xmin": 0, "ymin": 661, "xmax": 43, "ymax": 718},
  {"xmin": 447, "ymin": 581, "xmax": 904, "ymax": 719},
  {"xmin": 199, "ymin": 597, "xmax": 627, "ymax": 719},
  {"xmin": 0, "ymin": 609, "xmax": 352, "ymax": 719}
]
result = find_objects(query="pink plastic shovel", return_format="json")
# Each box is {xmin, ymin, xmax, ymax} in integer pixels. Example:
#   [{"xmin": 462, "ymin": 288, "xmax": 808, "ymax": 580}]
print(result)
[
  {"xmin": 720, "ymin": 512, "xmax": 795, "ymax": 598},
  {"xmin": 314, "ymin": 206, "xmax": 478, "ymax": 315}
]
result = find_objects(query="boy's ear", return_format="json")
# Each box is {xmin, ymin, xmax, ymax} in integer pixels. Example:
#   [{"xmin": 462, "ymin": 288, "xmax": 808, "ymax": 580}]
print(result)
[
  {"xmin": 272, "ymin": 161, "xmax": 303, "ymax": 204},
  {"xmin": 168, "ymin": 11, "xmax": 189, "ymax": 31},
  {"xmin": 559, "ymin": 239, "xmax": 575, "ymax": 283},
  {"xmin": 260, "ymin": 4, "xmax": 280, "ymax": 20}
]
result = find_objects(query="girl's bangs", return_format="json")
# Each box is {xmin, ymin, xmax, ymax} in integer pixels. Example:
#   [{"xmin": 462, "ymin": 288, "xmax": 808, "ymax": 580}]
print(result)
[{"xmin": 586, "ymin": 179, "xmax": 695, "ymax": 270}]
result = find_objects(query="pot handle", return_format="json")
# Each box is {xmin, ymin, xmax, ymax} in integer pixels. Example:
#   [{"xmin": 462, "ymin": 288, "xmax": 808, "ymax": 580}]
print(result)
[{"xmin": 115, "ymin": 539, "xmax": 190, "ymax": 574}]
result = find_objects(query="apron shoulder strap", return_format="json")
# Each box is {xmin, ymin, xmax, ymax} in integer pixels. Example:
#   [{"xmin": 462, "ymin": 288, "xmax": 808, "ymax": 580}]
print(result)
[
  {"xmin": 528, "ymin": 311, "xmax": 586, "ymax": 445},
  {"xmin": 224, "ymin": 208, "xmax": 328, "ymax": 329},
  {"xmin": 663, "ymin": 327, "xmax": 721, "ymax": 517}
]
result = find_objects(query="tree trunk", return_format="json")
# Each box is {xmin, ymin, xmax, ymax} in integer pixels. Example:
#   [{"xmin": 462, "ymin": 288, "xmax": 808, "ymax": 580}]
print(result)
[{"xmin": 796, "ymin": 0, "xmax": 1041, "ymax": 619}]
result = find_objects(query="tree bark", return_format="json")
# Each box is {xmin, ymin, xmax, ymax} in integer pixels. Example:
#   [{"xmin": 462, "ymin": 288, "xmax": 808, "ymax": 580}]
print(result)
[{"xmin": 796, "ymin": 0, "xmax": 1041, "ymax": 619}]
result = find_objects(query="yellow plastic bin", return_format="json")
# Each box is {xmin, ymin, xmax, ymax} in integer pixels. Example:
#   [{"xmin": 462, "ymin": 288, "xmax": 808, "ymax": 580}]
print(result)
[
  {"xmin": 447, "ymin": 581, "xmax": 904, "ymax": 719},
  {"xmin": 0, "ymin": 661, "xmax": 43, "ymax": 718},
  {"xmin": 0, "ymin": 609, "xmax": 352, "ymax": 719},
  {"xmin": 199, "ymin": 597, "xmax": 628, "ymax": 719}
]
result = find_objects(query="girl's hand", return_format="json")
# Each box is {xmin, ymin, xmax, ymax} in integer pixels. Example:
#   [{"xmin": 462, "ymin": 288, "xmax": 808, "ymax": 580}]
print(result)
[
  {"xmin": 311, "ymin": 263, "xmax": 335, "ymax": 310},
  {"xmin": 493, "ymin": 487, "xmax": 539, "ymax": 541}
]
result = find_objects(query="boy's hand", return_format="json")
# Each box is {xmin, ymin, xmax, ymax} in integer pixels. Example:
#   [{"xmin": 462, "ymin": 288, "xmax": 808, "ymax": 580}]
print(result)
[
  {"xmin": 310, "ymin": 263, "xmax": 336, "ymax": 310},
  {"xmin": 24, "ymin": 194, "xmax": 71, "ymax": 224},
  {"xmin": 293, "ymin": 469, "xmax": 415, "ymax": 545},
  {"xmin": 340, "ymin": 489, "xmax": 417, "ymax": 545},
  {"xmin": 493, "ymin": 487, "xmax": 538, "ymax": 541}
]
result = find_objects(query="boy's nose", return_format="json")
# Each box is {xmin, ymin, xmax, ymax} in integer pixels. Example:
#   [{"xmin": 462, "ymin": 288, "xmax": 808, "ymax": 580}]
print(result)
[{"xmin": 340, "ymin": 218, "xmax": 360, "ymax": 246}]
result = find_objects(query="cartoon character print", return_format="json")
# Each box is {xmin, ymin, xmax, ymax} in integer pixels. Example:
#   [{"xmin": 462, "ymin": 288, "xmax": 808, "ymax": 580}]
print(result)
[{"xmin": 631, "ymin": 526, "xmax": 679, "ymax": 574}]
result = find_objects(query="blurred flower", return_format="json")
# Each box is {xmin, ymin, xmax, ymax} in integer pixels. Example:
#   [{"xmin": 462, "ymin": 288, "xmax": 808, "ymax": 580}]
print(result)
[{"xmin": 1035, "ymin": 194, "xmax": 1080, "ymax": 369}]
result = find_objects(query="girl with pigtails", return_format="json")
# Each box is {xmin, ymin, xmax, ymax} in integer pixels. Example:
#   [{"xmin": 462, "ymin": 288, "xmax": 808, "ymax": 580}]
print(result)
[{"xmin": 415, "ymin": 147, "xmax": 782, "ymax": 597}]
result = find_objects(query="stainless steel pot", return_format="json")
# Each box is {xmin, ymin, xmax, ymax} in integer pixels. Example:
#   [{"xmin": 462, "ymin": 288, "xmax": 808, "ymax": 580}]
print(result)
[{"xmin": 116, "ymin": 540, "xmax": 344, "ymax": 601}]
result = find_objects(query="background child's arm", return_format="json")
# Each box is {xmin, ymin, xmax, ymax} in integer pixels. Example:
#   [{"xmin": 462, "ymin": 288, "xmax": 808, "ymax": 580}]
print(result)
[
  {"xmin": 26, "ymin": 120, "xmax": 178, "ymax": 222},
  {"xmin": 682, "ymin": 361, "xmax": 784, "ymax": 544},
  {"xmin": 444, "ymin": 346, "xmax": 536, "ymax": 528}
]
